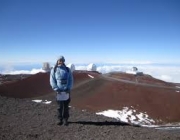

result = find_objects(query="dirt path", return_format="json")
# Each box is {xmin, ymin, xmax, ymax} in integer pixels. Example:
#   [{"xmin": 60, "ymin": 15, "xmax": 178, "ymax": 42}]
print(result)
[{"xmin": 102, "ymin": 74, "xmax": 177, "ymax": 89}]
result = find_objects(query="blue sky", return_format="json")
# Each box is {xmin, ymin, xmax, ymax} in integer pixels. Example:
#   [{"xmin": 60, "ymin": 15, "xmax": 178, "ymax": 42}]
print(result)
[{"xmin": 0, "ymin": 0, "xmax": 180, "ymax": 64}]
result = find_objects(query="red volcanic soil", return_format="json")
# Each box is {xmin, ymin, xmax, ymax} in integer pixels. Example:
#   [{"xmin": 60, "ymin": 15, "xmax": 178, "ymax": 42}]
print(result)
[
  {"xmin": 73, "ymin": 70, "xmax": 101, "ymax": 86},
  {"xmin": 0, "ymin": 71, "xmax": 180, "ymax": 124},
  {"xmin": 0, "ymin": 70, "xmax": 100, "ymax": 99},
  {"xmin": 107, "ymin": 72, "xmax": 174, "ymax": 87},
  {"xmin": 0, "ymin": 73, "xmax": 52, "ymax": 98},
  {"xmin": 71, "ymin": 72, "xmax": 180, "ymax": 124},
  {"xmin": 1, "ymin": 71, "xmax": 180, "ymax": 139}
]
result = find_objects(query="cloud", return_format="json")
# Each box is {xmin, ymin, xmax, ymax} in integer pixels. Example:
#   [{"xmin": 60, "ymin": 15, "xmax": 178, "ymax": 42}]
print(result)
[
  {"xmin": 95, "ymin": 64, "xmax": 180, "ymax": 83},
  {"xmin": 1, "ymin": 63, "xmax": 180, "ymax": 83},
  {"xmin": 105, "ymin": 60, "xmax": 153, "ymax": 65},
  {"xmin": 1, "ymin": 68, "xmax": 46, "ymax": 75},
  {"xmin": 137, "ymin": 65, "xmax": 180, "ymax": 83},
  {"xmin": 75, "ymin": 65, "xmax": 87, "ymax": 70},
  {"xmin": 157, "ymin": 75, "xmax": 172, "ymax": 82}
]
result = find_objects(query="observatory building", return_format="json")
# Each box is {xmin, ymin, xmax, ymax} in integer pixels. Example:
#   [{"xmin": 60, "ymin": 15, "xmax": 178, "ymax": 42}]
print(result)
[
  {"xmin": 67, "ymin": 63, "xmax": 75, "ymax": 72},
  {"xmin": 126, "ymin": 66, "xmax": 143, "ymax": 75},
  {"xmin": 42, "ymin": 62, "xmax": 51, "ymax": 72},
  {"xmin": 87, "ymin": 63, "xmax": 97, "ymax": 71}
]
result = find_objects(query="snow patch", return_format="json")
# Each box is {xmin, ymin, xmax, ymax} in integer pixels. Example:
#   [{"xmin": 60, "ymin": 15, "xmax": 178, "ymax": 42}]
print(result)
[
  {"xmin": 96, "ymin": 107, "xmax": 180, "ymax": 129},
  {"xmin": 156, "ymin": 126, "xmax": 180, "ymax": 130},
  {"xmin": 96, "ymin": 107, "xmax": 155, "ymax": 126},
  {"xmin": 88, "ymin": 74, "xmax": 94, "ymax": 78},
  {"xmin": 43, "ymin": 100, "xmax": 52, "ymax": 104},
  {"xmin": 32, "ymin": 99, "xmax": 52, "ymax": 104},
  {"xmin": 32, "ymin": 100, "xmax": 42, "ymax": 103}
]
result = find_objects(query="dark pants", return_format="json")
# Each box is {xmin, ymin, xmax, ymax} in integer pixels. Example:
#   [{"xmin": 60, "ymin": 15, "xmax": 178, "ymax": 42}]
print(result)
[{"xmin": 57, "ymin": 98, "xmax": 70, "ymax": 120}]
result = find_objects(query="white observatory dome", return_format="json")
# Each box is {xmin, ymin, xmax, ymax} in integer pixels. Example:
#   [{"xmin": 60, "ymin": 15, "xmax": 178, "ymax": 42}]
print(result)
[
  {"xmin": 132, "ymin": 67, "xmax": 138, "ymax": 72},
  {"xmin": 87, "ymin": 63, "xmax": 97, "ymax": 71},
  {"xmin": 67, "ymin": 63, "xmax": 75, "ymax": 72},
  {"xmin": 42, "ymin": 62, "xmax": 50, "ymax": 72}
]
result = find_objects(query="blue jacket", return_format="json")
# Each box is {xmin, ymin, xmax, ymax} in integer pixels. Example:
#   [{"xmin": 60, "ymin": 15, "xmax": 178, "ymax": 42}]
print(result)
[{"xmin": 50, "ymin": 65, "xmax": 73, "ymax": 92}]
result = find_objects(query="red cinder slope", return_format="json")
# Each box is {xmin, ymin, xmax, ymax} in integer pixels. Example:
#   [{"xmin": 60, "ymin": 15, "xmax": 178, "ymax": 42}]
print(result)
[
  {"xmin": 71, "ymin": 72, "xmax": 180, "ymax": 124},
  {"xmin": 0, "ymin": 73, "xmax": 52, "ymax": 98}
]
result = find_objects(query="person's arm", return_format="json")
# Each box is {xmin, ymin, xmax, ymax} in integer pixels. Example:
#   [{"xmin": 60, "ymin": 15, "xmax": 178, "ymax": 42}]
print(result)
[
  {"xmin": 67, "ymin": 70, "xmax": 73, "ymax": 91},
  {"xmin": 50, "ymin": 68, "xmax": 59, "ymax": 91}
]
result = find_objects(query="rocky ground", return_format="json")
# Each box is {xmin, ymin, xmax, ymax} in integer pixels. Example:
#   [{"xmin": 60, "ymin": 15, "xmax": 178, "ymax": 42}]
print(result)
[
  {"xmin": 1, "ymin": 71, "xmax": 180, "ymax": 140},
  {"xmin": 1, "ymin": 96, "xmax": 180, "ymax": 140}
]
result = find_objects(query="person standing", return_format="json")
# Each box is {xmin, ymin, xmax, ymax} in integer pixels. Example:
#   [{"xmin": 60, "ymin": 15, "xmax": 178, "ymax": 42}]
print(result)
[{"xmin": 50, "ymin": 56, "xmax": 73, "ymax": 126}]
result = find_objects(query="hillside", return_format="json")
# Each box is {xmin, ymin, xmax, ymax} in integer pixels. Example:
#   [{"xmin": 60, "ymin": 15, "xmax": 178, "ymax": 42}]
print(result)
[{"xmin": 0, "ymin": 71, "xmax": 180, "ymax": 139}]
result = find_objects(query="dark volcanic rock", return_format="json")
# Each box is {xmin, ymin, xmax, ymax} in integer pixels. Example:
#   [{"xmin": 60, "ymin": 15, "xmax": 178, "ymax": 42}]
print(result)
[
  {"xmin": 0, "ymin": 74, "xmax": 31, "ymax": 85},
  {"xmin": 0, "ymin": 96, "xmax": 180, "ymax": 140}
]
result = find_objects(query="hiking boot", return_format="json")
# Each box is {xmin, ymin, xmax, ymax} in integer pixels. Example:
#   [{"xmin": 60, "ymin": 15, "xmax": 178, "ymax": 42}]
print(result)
[
  {"xmin": 63, "ymin": 119, "xmax": 68, "ymax": 126},
  {"xmin": 57, "ymin": 119, "xmax": 63, "ymax": 125}
]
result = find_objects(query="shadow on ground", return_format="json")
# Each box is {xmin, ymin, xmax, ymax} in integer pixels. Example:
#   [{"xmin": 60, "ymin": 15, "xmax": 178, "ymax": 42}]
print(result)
[{"xmin": 69, "ymin": 121, "xmax": 140, "ymax": 127}]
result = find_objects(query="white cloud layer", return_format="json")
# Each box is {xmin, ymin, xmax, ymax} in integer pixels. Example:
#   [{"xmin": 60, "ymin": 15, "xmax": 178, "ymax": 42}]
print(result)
[
  {"xmin": 1, "ymin": 63, "xmax": 180, "ymax": 83},
  {"xmin": 76, "ymin": 64, "xmax": 180, "ymax": 83},
  {"xmin": 1, "ymin": 68, "xmax": 46, "ymax": 75}
]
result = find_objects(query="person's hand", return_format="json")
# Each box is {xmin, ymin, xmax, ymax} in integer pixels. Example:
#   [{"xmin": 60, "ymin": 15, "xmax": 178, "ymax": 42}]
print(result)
[
  {"xmin": 63, "ymin": 87, "xmax": 70, "ymax": 93},
  {"xmin": 56, "ymin": 89, "xmax": 62, "ymax": 93},
  {"xmin": 66, "ymin": 89, "xmax": 70, "ymax": 93}
]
